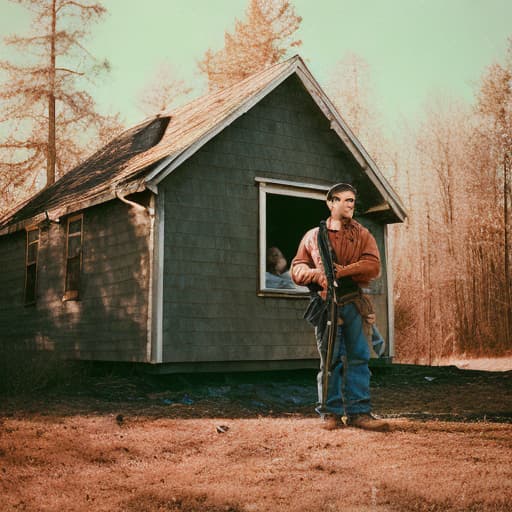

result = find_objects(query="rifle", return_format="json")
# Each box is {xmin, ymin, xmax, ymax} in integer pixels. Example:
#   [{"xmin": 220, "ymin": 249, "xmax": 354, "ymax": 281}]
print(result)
[
  {"xmin": 316, "ymin": 221, "xmax": 361, "ymax": 410},
  {"xmin": 317, "ymin": 221, "xmax": 338, "ymax": 411}
]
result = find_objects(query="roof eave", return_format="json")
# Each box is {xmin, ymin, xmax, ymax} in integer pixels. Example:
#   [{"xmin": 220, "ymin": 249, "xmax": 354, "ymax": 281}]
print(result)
[
  {"xmin": 0, "ymin": 179, "xmax": 146, "ymax": 236},
  {"xmin": 145, "ymin": 56, "xmax": 407, "ymax": 223}
]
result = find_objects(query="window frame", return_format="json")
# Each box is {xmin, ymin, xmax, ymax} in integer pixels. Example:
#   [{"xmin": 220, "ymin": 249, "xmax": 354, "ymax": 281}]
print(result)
[
  {"xmin": 63, "ymin": 213, "xmax": 83, "ymax": 301},
  {"xmin": 24, "ymin": 226, "xmax": 40, "ymax": 305},
  {"xmin": 256, "ymin": 177, "xmax": 328, "ymax": 297}
]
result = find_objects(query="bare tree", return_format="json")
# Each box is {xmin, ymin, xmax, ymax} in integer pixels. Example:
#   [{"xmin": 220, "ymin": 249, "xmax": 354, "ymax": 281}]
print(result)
[
  {"xmin": 325, "ymin": 52, "xmax": 390, "ymax": 170},
  {"xmin": 327, "ymin": 54, "xmax": 375, "ymax": 137},
  {"xmin": 0, "ymin": 0, "xmax": 123, "ymax": 210},
  {"xmin": 392, "ymin": 83, "xmax": 511, "ymax": 363},
  {"xmin": 415, "ymin": 97, "xmax": 474, "ymax": 356},
  {"xmin": 136, "ymin": 62, "xmax": 193, "ymax": 117},
  {"xmin": 474, "ymin": 38, "xmax": 512, "ymax": 346},
  {"xmin": 323, "ymin": 43, "xmax": 512, "ymax": 363},
  {"xmin": 198, "ymin": 0, "xmax": 302, "ymax": 92}
]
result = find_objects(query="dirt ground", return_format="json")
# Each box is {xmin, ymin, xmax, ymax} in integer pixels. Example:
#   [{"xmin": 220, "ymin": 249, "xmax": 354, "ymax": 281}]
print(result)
[{"xmin": 1, "ymin": 363, "xmax": 511, "ymax": 511}]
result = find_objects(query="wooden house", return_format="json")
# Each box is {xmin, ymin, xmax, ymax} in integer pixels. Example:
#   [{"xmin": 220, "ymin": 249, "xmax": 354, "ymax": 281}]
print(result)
[{"xmin": 0, "ymin": 56, "xmax": 406, "ymax": 372}]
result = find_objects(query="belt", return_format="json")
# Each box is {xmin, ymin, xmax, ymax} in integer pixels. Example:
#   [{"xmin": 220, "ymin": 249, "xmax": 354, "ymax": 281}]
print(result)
[{"xmin": 335, "ymin": 289, "xmax": 361, "ymax": 306}]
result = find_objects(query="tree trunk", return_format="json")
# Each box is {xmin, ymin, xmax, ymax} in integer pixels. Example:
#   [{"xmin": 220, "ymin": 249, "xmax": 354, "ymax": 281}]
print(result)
[{"xmin": 47, "ymin": 0, "xmax": 57, "ymax": 186}]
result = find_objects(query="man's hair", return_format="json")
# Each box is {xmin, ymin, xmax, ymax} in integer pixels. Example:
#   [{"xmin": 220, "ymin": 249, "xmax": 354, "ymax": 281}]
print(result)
[{"xmin": 326, "ymin": 182, "xmax": 357, "ymax": 200}]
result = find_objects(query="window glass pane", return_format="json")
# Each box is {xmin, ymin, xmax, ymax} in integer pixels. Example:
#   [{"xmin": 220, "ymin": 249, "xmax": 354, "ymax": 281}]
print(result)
[
  {"xmin": 25, "ymin": 263, "xmax": 37, "ymax": 303},
  {"xmin": 65, "ymin": 216, "xmax": 83, "ymax": 298},
  {"xmin": 68, "ymin": 236, "xmax": 82, "ymax": 257},
  {"xmin": 27, "ymin": 242, "xmax": 38, "ymax": 263},
  {"xmin": 68, "ymin": 219, "xmax": 82, "ymax": 235},
  {"xmin": 66, "ymin": 256, "xmax": 80, "ymax": 292},
  {"xmin": 28, "ymin": 229, "xmax": 39, "ymax": 243}
]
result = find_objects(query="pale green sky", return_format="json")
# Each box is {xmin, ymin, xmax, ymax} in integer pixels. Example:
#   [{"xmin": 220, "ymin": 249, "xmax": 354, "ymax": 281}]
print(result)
[{"xmin": 1, "ymin": 0, "xmax": 511, "ymax": 132}]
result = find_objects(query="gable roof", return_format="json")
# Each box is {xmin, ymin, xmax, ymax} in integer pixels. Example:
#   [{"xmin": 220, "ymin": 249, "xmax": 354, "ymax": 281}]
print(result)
[{"xmin": 0, "ymin": 55, "xmax": 406, "ymax": 234}]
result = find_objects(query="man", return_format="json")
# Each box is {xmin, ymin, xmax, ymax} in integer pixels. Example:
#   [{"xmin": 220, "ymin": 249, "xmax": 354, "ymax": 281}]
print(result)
[{"xmin": 290, "ymin": 183, "xmax": 389, "ymax": 431}]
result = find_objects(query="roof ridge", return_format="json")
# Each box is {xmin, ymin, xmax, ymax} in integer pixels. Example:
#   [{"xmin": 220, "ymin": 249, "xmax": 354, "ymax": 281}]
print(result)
[{"xmin": 158, "ymin": 55, "xmax": 301, "ymax": 119}]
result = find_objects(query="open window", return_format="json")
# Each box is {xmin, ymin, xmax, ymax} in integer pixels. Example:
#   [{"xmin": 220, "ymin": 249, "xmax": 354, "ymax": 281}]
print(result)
[
  {"xmin": 24, "ymin": 227, "xmax": 39, "ymax": 305},
  {"xmin": 257, "ymin": 178, "xmax": 328, "ymax": 296},
  {"xmin": 64, "ymin": 214, "xmax": 83, "ymax": 301}
]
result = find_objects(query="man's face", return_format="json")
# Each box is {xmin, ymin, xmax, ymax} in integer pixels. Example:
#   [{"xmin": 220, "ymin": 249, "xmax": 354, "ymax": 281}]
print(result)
[
  {"xmin": 327, "ymin": 190, "xmax": 356, "ymax": 220},
  {"xmin": 268, "ymin": 247, "xmax": 287, "ymax": 274}
]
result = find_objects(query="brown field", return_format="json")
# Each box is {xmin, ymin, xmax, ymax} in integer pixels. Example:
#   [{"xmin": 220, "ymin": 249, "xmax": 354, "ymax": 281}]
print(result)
[{"xmin": 1, "ymin": 364, "xmax": 511, "ymax": 511}]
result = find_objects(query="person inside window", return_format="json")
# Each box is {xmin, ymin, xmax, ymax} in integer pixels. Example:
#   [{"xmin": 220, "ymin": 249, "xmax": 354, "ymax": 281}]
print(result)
[{"xmin": 265, "ymin": 246, "xmax": 297, "ymax": 289}]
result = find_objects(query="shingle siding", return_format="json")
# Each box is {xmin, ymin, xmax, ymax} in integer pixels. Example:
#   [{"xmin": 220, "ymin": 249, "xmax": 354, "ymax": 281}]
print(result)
[
  {"xmin": 159, "ymin": 75, "xmax": 388, "ymax": 364},
  {"xmin": 0, "ymin": 198, "xmax": 151, "ymax": 361},
  {"xmin": 0, "ymin": 231, "xmax": 28, "ymax": 338}
]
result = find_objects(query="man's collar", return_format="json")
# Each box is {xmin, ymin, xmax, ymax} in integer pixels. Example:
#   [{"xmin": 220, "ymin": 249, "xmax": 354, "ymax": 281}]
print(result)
[{"xmin": 326, "ymin": 217, "xmax": 353, "ymax": 231}]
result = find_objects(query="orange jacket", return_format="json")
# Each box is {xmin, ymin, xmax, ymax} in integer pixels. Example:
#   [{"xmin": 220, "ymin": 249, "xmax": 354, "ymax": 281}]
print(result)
[{"xmin": 291, "ymin": 218, "xmax": 380, "ymax": 290}]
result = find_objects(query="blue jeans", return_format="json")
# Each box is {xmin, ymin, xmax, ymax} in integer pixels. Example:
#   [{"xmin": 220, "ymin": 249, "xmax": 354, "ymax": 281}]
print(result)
[{"xmin": 315, "ymin": 302, "xmax": 371, "ymax": 416}]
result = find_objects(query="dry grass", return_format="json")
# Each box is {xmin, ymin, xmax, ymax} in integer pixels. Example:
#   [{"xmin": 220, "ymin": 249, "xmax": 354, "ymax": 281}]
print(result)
[
  {"xmin": 1, "ymin": 414, "xmax": 511, "ymax": 511},
  {"xmin": 1, "ymin": 365, "xmax": 511, "ymax": 511}
]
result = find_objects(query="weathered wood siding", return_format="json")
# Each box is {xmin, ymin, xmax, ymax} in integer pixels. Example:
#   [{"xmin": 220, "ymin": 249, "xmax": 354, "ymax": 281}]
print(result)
[
  {"xmin": 0, "ymin": 198, "xmax": 151, "ymax": 361},
  {"xmin": 159, "ymin": 75, "xmax": 389, "ymax": 364}
]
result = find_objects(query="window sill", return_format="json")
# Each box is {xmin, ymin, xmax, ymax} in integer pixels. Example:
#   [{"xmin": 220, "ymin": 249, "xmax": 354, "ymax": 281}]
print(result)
[{"xmin": 258, "ymin": 288, "xmax": 310, "ymax": 299}]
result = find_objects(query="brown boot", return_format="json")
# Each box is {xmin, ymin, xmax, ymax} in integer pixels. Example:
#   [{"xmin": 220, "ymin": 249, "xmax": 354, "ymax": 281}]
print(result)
[
  {"xmin": 321, "ymin": 413, "xmax": 344, "ymax": 430},
  {"xmin": 347, "ymin": 413, "xmax": 390, "ymax": 432}
]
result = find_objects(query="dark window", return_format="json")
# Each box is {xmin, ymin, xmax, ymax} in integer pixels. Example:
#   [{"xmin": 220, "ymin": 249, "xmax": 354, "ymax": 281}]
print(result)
[
  {"xmin": 266, "ymin": 194, "xmax": 326, "ymax": 267},
  {"xmin": 258, "ymin": 180, "xmax": 327, "ymax": 295},
  {"xmin": 25, "ymin": 227, "xmax": 39, "ymax": 304},
  {"xmin": 64, "ymin": 214, "xmax": 83, "ymax": 300}
]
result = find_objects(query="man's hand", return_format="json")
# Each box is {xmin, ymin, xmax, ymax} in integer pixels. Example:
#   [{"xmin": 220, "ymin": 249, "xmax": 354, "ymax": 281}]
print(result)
[
  {"xmin": 307, "ymin": 268, "xmax": 327, "ymax": 290},
  {"xmin": 315, "ymin": 270, "xmax": 327, "ymax": 290},
  {"xmin": 333, "ymin": 263, "xmax": 344, "ymax": 279}
]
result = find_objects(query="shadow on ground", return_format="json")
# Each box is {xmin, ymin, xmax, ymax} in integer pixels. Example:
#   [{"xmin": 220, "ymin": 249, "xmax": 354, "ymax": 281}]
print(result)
[{"xmin": 1, "ymin": 363, "xmax": 511, "ymax": 422}]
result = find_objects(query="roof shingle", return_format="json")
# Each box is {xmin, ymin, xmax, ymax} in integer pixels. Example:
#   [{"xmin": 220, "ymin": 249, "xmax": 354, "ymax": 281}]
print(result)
[
  {"xmin": 0, "ymin": 55, "xmax": 406, "ymax": 233},
  {"xmin": 0, "ymin": 58, "xmax": 296, "ymax": 232}
]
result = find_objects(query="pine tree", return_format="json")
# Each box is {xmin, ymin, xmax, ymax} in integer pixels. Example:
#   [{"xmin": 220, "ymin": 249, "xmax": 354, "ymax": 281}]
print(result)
[
  {"xmin": 0, "ymin": 0, "xmax": 123, "ymax": 208},
  {"xmin": 198, "ymin": 0, "xmax": 302, "ymax": 92}
]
